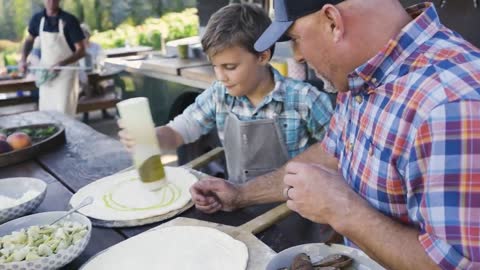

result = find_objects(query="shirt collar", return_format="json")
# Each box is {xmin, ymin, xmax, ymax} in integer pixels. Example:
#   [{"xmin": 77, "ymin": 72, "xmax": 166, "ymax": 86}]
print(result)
[
  {"xmin": 348, "ymin": 2, "xmax": 442, "ymax": 95},
  {"xmin": 43, "ymin": 8, "xmax": 63, "ymax": 18},
  {"xmin": 268, "ymin": 66, "xmax": 286, "ymax": 103}
]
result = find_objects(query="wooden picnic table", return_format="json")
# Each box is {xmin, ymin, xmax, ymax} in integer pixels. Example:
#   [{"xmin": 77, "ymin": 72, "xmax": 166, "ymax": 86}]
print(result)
[
  {"xmin": 0, "ymin": 77, "xmax": 37, "ymax": 94},
  {"xmin": 0, "ymin": 71, "xmax": 119, "ymax": 94},
  {"xmin": 0, "ymin": 111, "xmax": 336, "ymax": 269}
]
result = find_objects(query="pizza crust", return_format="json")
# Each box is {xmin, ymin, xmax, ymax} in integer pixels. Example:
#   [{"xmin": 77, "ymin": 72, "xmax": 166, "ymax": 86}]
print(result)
[
  {"xmin": 70, "ymin": 166, "xmax": 197, "ymax": 221},
  {"xmin": 81, "ymin": 226, "xmax": 248, "ymax": 270}
]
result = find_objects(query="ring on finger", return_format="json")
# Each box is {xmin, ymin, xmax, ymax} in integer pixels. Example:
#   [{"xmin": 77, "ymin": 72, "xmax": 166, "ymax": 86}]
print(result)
[{"xmin": 283, "ymin": 186, "xmax": 293, "ymax": 200}]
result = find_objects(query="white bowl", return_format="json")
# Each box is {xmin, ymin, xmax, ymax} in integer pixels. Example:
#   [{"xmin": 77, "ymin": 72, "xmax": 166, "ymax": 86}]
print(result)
[
  {"xmin": 0, "ymin": 177, "xmax": 47, "ymax": 224},
  {"xmin": 266, "ymin": 243, "xmax": 385, "ymax": 270},
  {"xmin": 0, "ymin": 211, "xmax": 92, "ymax": 270}
]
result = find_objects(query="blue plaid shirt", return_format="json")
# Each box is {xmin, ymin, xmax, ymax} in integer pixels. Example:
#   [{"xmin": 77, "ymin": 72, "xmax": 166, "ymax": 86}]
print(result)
[
  {"xmin": 322, "ymin": 3, "xmax": 480, "ymax": 269},
  {"xmin": 168, "ymin": 68, "xmax": 333, "ymax": 158}
]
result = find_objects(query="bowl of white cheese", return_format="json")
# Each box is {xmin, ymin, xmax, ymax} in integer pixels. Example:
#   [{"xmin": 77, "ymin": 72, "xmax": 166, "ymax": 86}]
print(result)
[
  {"xmin": 0, "ymin": 177, "xmax": 47, "ymax": 224},
  {"xmin": 0, "ymin": 211, "xmax": 91, "ymax": 269}
]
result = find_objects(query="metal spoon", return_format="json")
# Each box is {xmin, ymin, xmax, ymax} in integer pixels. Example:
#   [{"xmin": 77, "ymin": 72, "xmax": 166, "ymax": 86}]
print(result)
[{"xmin": 50, "ymin": 196, "xmax": 94, "ymax": 225}]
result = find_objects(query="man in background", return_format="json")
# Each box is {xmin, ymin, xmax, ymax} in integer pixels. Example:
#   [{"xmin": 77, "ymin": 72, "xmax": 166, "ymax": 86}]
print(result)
[{"xmin": 19, "ymin": 0, "xmax": 86, "ymax": 116}]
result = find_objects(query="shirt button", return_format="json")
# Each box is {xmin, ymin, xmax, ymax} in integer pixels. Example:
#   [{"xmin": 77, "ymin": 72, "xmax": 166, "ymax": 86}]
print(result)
[
  {"xmin": 369, "ymin": 145, "xmax": 374, "ymax": 156},
  {"xmin": 371, "ymin": 78, "xmax": 378, "ymax": 84},
  {"xmin": 355, "ymin": 95, "xmax": 363, "ymax": 104}
]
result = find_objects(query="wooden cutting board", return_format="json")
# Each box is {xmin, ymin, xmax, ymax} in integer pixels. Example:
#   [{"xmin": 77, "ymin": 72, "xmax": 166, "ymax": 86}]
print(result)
[
  {"xmin": 141, "ymin": 58, "xmax": 210, "ymax": 75},
  {"xmin": 155, "ymin": 203, "xmax": 292, "ymax": 270}
]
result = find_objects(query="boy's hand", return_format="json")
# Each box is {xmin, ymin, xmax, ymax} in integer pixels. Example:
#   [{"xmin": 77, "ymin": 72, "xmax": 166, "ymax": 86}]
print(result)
[
  {"xmin": 189, "ymin": 177, "xmax": 240, "ymax": 214},
  {"xmin": 117, "ymin": 119, "xmax": 135, "ymax": 152}
]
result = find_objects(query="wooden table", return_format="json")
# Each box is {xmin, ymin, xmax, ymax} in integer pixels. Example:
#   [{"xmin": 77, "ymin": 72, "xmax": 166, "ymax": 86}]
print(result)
[
  {"xmin": 141, "ymin": 58, "xmax": 210, "ymax": 76},
  {"xmin": 0, "ymin": 71, "xmax": 119, "ymax": 94},
  {"xmin": 104, "ymin": 46, "xmax": 153, "ymax": 58},
  {"xmin": 0, "ymin": 77, "xmax": 36, "ymax": 94},
  {"xmin": 105, "ymin": 57, "xmax": 213, "ymax": 89},
  {"xmin": 0, "ymin": 111, "xmax": 336, "ymax": 269},
  {"xmin": 180, "ymin": 65, "xmax": 215, "ymax": 85}
]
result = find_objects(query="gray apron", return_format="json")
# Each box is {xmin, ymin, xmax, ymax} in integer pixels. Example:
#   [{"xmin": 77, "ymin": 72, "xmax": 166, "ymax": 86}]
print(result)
[{"xmin": 223, "ymin": 98, "xmax": 289, "ymax": 183}]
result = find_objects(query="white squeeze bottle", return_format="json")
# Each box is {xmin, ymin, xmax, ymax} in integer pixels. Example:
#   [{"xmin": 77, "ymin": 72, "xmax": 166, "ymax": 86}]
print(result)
[{"xmin": 117, "ymin": 97, "xmax": 166, "ymax": 190}]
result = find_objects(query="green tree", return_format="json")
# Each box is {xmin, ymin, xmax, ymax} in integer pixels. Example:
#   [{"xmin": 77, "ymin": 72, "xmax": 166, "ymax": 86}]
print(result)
[
  {"xmin": 98, "ymin": 0, "xmax": 113, "ymax": 31},
  {"xmin": 13, "ymin": 0, "xmax": 31, "ymax": 41},
  {"xmin": 62, "ymin": 0, "xmax": 84, "ymax": 21},
  {"xmin": 82, "ymin": 0, "xmax": 99, "ymax": 31},
  {"xmin": 129, "ymin": 0, "xmax": 153, "ymax": 25},
  {"xmin": 111, "ymin": 0, "xmax": 130, "ymax": 27}
]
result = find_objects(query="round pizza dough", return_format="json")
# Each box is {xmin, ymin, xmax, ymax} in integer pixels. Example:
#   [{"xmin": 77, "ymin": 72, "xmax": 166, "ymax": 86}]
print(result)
[
  {"xmin": 81, "ymin": 226, "xmax": 248, "ymax": 270},
  {"xmin": 70, "ymin": 166, "xmax": 197, "ymax": 221}
]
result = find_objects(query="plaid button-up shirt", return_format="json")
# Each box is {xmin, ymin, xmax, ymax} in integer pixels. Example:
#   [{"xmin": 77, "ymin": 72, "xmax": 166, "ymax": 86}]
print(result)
[
  {"xmin": 322, "ymin": 3, "xmax": 480, "ymax": 269},
  {"xmin": 169, "ymin": 68, "xmax": 333, "ymax": 158}
]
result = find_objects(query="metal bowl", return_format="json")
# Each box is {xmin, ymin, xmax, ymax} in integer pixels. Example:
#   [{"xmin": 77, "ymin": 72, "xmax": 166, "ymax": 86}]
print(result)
[
  {"xmin": 0, "ymin": 211, "xmax": 92, "ymax": 270},
  {"xmin": 0, "ymin": 177, "xmax": 47, "ymax": 224}
]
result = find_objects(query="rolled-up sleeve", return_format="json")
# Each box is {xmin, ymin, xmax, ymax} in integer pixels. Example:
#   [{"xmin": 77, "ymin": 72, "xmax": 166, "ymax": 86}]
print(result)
[
  {"xmin": 407, "ymin": 101, "xmax": 480, "ymax": 270},
  {"xmin": 167, "ymin": 84, "xmax": 218, "ymax": 144}
]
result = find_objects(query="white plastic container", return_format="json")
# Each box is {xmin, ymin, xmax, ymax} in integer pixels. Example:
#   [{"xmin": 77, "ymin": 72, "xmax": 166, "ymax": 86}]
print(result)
[{"xmin": 117, "ymin": 97, "xmax": 166, "ymax": 190}]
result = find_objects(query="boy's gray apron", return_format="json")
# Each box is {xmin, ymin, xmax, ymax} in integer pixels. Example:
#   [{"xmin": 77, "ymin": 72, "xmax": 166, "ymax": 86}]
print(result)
[{"xmin": 223, "ymin": 98, "xmax": 289, "ymax": 183}]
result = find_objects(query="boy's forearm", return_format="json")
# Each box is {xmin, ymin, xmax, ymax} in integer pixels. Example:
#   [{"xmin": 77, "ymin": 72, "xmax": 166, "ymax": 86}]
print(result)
[
  {"xmin": 237, "ymin": 142, "xmax": 337, "ymax": 207},
  {"xmin": 156, "ymin": 126, "xmax": 184, "ymax": 151}
]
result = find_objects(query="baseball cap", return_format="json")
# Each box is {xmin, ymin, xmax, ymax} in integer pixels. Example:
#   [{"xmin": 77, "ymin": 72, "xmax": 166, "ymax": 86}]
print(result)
[{"xmin": 254, "ymin": 0, "xmax": 343, "ymax": 52}]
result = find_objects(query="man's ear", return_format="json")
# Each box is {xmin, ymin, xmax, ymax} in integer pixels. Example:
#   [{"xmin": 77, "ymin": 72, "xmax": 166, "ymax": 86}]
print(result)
[
  {"xmin": 258, "ymin": 49, "xmax": 272, "ymax": 65},
  {"xmin": 322, "ymin": 4, "xmax": 344, "ymax": 43}
]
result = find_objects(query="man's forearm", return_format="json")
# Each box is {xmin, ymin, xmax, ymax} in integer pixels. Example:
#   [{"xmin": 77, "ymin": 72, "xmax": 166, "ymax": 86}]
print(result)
[
  {"xmin": 21, "ymin": 39, "xmax": 34, "ymax": 62},
  {"xmin": 335, "ymin": 199, "xmax": 439, "ymax": 270},
  {"xmin": 237, "ymin": 142, "xmax": 338, "ymax": 207},
  {"xmin": 58, "ymin": 48, "xmax": 85, "ymax": 66}
]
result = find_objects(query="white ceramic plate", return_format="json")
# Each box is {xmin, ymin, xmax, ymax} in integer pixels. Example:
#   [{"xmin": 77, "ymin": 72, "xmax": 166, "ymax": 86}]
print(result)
[
  {"xmin": 266, "ymin": 243, "xmax": 385, "ymax": 270},
  {"xmin": 0, "ymin": 177, "xmax": 47, "ymax": 224},
  {"xmin": 0, "ymin": 211, "xmax": 92, "ymax": 270}
]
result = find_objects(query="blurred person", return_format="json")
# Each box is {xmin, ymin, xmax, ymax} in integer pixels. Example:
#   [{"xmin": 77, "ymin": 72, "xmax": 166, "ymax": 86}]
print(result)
[{"xmin": 19, "ymin": 0, "xmax": 86, "ymax": 116}]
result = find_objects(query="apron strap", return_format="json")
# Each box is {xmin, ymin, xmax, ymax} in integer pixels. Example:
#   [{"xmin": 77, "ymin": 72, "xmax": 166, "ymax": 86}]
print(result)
[
  {"xmin": 39, "ymin": 17, "xmax": 45, "ymax": 35},
  {"xmin": 59, "ymin": 19, "xmax": 65, "ymax": 36}
]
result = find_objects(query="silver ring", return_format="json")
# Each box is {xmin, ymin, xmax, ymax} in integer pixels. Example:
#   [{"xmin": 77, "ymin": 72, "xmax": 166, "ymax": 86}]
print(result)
[{"xmin": 283, "ymin": 186, "xmax": 293, "ymax": 200}]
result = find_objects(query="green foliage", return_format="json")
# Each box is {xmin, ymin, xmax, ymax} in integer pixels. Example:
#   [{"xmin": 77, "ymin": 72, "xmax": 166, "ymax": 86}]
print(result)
[
  {"xmin": 91, "ymin": 8, "xmax": 198, "ymax": 49},
  {"xmin": 0, "ymin": 2, "xmax": 198, "ymax": 67},
  {"xmin": 62, "ymin": 0, "xmax": 83, "ymax": 19},
  {"xmin": 0, "ymin": 0, "xmax": 196, "ymax": 41}
]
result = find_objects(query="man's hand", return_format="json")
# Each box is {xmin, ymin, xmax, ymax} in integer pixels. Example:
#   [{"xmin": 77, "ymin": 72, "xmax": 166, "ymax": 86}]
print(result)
[
  {"xmin": 190, "ymin": 177, "xmax": 241, "ymax": 214},
  {"xmin": 284, "ymin": 162, "xmax": 361, "ymax": 226},
  {"xmin": 18, "ymin": 59, "xmax": 28, "ymax": 74}
]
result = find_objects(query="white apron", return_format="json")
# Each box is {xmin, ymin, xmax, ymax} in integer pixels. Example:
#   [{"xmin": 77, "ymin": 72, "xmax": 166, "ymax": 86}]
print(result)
[{"xmin": 38, "ymin": 17, "xmax": 79, "ymax": 116}]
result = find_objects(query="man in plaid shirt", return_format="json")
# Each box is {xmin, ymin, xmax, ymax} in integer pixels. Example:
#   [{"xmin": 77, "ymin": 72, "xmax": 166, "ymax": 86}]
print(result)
[{"xmin": 191, "ymin": 0, "xmax": 480, "ymax": 269}]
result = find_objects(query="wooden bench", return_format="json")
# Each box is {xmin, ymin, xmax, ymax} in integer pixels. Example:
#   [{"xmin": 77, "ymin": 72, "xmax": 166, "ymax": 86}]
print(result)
[{"xmin": 76, "ymin": 91, "xmax": 120, "ymax": 113}]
